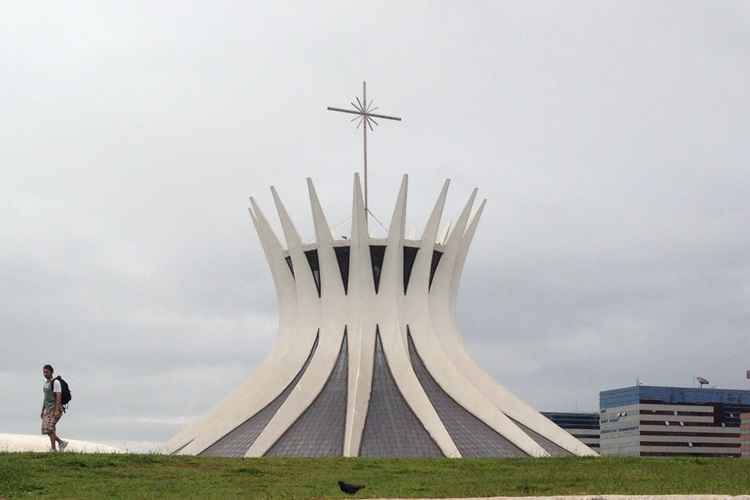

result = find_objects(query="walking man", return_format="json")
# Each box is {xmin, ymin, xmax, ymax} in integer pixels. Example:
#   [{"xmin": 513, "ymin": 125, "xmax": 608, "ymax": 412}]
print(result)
[{"xmin": 41, "ymin": 364, "xmax": 68, "ymax": 452}]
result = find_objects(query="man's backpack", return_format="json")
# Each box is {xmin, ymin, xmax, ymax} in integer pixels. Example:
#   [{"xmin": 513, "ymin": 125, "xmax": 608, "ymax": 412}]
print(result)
[{"xmin": 55, "ymin": 376, "xmax": 72, "ymax": 409}]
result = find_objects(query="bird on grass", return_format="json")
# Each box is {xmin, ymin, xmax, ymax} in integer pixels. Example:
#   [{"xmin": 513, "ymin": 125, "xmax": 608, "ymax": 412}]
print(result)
[{"xmin": 338, "ymin": 480, "xmax": 365, "ymax": 495}]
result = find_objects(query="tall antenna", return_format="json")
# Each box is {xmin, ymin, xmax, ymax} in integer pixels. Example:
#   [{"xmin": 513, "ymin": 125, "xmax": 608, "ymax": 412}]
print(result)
[{"xmin": 327, "ymin": 81, "xmax": 402, "ymax": 214}]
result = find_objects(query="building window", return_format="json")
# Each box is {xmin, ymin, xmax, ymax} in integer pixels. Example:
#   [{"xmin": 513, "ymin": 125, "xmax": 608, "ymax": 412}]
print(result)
[
  {"xmin": 285, "ymin": 256, "xmax": 294, "ymax": 278},
  {"xmin": 370, "ymin": 245, "xmax": 386, "ymax": 293},
  {"xmin": 429, "ymin": 250, "xmax": 443, "ymax": 290},
  {"xmin": 333, "ymin": 246, "xmax": 350, "ymax": 294},
  {"xmin": 304, "ymin": 250, "xmax": 321, "ymax": 297},
  {"xmin": 403, "ymin": 246, "xmax": 419, "ymax": 294}
]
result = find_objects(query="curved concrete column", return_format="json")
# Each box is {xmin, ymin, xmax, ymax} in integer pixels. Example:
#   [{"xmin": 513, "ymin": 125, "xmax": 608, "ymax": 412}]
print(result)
[
  {"xmin": 440, "ymin": 201, "xmax": 597, "ymax": 457},
  {"xmin": 375, "ymin": 176, "xmax": 460, "ymax": 457},
  {"xmin": 406, "ymin": 188, "xmax": 547, "ymax": 457},
  {"xmin": 165, "ymin": 198, "xmax": 310, "ymax": 456}
]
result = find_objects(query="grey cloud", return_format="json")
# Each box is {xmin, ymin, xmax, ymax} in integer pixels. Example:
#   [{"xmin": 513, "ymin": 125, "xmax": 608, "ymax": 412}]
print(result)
[{"xmin": 1, "ymin": 1, "xmax": 749, "ymax": 446}]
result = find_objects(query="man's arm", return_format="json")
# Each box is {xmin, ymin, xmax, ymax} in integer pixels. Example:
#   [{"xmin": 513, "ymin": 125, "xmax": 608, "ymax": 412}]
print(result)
[{"xmin": 53, "ymin": 380, "xmax": 62, "ymax": 415}]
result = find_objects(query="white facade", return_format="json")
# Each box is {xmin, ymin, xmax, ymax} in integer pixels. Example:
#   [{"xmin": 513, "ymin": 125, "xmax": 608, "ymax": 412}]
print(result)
[
  {"xmin": 600, "ymin": 403, "xmax": 744, "ymax": 457},
  {"xmin": 164, "ymin": 174, "xmax": 597, "ymax": 458}
]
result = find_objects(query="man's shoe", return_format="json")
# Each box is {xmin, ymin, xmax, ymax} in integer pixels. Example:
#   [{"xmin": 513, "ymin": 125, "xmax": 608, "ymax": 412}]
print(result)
[{"xmin": 59, "ymin": 440, "xmax": 69, "ymax": 452}]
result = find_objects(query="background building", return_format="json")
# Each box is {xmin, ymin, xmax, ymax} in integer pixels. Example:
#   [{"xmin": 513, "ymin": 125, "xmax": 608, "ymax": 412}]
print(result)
[
  {"xmin": 742, "ymin": 412, "xmax": 750, "ymax": 458},
  {"xmin": 542, "ymin": 412, "xmax": 599, "ymax": 451},
  {"xmin": 600, "ymin": 385, "xmax": 750, "ymax": 457}
]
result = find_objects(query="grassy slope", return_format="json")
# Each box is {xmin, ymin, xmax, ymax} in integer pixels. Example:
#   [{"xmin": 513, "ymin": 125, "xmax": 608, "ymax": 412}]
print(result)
[{"xmin": 1, "ymin": 454, "xmax": 749, "ymax": 499}]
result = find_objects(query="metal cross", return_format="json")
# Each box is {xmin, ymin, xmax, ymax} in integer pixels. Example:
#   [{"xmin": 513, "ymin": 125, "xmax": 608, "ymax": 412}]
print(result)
[{"xmin": 327, "ymin": 81, "xmax": 402, "ymax": 213}]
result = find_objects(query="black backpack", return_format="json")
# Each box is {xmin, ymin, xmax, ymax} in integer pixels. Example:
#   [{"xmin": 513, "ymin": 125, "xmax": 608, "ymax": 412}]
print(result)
[{"xmin": 55, "ymin": 376, "xmax": 72, "ymax": 409}]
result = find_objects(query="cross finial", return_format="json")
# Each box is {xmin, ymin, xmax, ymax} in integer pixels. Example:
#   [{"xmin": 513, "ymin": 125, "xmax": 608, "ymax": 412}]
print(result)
[{"xmin": 327, "ymin": 81, "xmax": 402, "ymax": 213}]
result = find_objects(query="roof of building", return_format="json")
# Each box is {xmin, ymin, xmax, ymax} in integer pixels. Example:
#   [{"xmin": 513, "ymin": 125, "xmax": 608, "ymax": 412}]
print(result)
[{"xmin": 600, "ymin": 385, "xmax": 750, "ymax": 409}]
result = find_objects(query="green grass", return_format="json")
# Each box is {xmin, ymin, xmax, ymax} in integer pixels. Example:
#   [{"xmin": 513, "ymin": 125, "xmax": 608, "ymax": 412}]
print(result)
[{"xmin": 0, "ymin": 453, "xmax": 748, "ymax": 499}]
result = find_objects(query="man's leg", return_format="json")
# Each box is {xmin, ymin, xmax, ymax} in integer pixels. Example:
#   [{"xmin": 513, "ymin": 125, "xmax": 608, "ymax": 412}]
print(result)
[
  {"xmin": 52, "ymin": 414, "xmax": 68, "ymax": 451},
  {"xmin": 42, "ymin": 411, "xmax": 57, "ymax": 451},
  {"xmin": 48, "ymin": 432, "xmax": 57, "ymax": 451}
]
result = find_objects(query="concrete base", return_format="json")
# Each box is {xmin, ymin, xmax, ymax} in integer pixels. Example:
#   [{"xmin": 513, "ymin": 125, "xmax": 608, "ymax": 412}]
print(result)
[{"xmin": 0, "ymin": 433, "xmax": 122, "ymax": 453}]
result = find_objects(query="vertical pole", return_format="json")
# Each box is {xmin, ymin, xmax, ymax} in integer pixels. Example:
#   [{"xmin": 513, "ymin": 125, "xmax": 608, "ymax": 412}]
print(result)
[{"xmin": 363, "ymin": 81, "xmax": 368, "ymax": 214}]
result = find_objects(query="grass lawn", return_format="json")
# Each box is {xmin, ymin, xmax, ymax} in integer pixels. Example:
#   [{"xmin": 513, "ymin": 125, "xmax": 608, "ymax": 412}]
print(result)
[{"xmin": 1, "ymin": 453, "xmax": 749, "ymax": 499}]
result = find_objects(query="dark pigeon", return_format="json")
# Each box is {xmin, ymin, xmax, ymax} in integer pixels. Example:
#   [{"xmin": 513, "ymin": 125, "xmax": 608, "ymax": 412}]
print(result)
[{"xmin": 338, "ymin": 481, "xmax": 365, "ymax": 495}]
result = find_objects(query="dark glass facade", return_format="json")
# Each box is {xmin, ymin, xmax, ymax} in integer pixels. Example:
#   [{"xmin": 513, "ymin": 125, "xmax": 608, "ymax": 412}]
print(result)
[
  {"xmin": 542, "ymin": 412, "xmax": 600, "ymax": 450},
  {"xmin": 283, "ymin": 245, "xmax": 446, "ymax": 296},
  {"xmin": 200, "ymin": 332, "xmax": 320, "ymax": 457}
]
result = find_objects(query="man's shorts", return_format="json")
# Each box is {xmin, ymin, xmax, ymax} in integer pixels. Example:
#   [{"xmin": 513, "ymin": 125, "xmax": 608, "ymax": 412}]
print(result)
[{"xmin": 41, "ymin": 407, "xmax": 61, "ymax": 435}]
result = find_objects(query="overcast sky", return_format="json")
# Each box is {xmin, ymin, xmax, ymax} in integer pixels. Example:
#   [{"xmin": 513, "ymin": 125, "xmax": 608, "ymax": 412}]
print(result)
[{"xmin": 2, "ymin": 2, "xmax": 749, "ymax": 450}]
